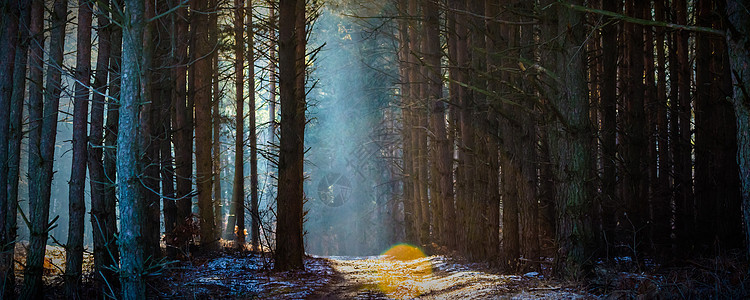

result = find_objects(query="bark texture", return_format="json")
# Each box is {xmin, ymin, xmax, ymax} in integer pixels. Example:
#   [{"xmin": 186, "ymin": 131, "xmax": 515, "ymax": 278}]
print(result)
[{"xmin": 276, "ymin": 0, "xmax": 306, "ymax": 271}]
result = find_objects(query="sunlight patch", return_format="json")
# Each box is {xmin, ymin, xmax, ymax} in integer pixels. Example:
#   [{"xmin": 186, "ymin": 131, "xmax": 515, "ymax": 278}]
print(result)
[{"xmin": 376, "ymin": 244, "xmax": 433, "ymax": 299}]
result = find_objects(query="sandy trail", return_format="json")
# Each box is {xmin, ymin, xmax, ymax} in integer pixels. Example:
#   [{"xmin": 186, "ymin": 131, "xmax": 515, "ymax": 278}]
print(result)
[{"xmin": 312, "ymin": 255, "xmax": 587, "ymax": 299}]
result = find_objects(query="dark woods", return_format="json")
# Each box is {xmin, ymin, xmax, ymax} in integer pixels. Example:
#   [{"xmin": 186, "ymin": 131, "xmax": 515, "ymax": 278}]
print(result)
[
  {"xmin": 0, "ymin": 0, "xmax": 748, "ymax": 299},
  {"xmin": 393, "ymin": 0, "xmax": 750, "ymax": 281}
]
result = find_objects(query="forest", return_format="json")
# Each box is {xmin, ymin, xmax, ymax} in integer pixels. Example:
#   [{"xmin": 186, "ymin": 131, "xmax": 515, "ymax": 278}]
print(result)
[{"xmin": 0, "ymin": 0, "xmax": 749, "ymax": 298}]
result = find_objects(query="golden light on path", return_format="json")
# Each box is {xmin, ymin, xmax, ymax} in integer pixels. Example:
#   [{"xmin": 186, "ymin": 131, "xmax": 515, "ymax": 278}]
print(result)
[{"xmin": 376, "ymin": 244, "xmax": 433, "ymax": 299}]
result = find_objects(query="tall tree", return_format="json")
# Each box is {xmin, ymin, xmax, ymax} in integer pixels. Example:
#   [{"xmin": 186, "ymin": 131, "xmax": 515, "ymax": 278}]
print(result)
[
  {"xmin": 446, "ymin": 0, "xmax": 469, "ymax": 250},
  {"xmin": 724, "ymin": 0, "xmax": 750, "ymax": 259},
  {"xmin": 466, "ymin": 0, "xmax": 490, "ymax": 260},
  {"xmin": 22, "ymin": 0, "xmax": 68, "ymax": 297},
  {"xmin": 249, "ymin": 0, "xmax": 261, "ymax": 250},
  {"xmin": 493, "ymin": 0, "xmax": 520, "ymax": 269},
  {"xmin": 652, "ymin": 0, "xmax": 672, "ymax": 252},
  {"xmin": 674, "ymin": 0, "xmax": 695, "ymax": 249},
  {"xmin": 89, "ymin": 0, "xmax": 116, "ymax": 290},
  {"xmin": 397, "ymin": 0, "xmax": 416, "ymax": 244},
  {"xmin": 140, "ymin": 0, "xmax": 161, "ymax": 260},
  {"xmin": 102, "ymin": 0, "xmax": 122, "ymax": 283},
  {"xmin": 599, "ymin": 0, "xmax": 619, "ymax": 252},
  {"xmin": 543, "ymin": 0, "xmax": 595, "ymax": 278},
  {"xmin": 229, "ymin": 0, "xmax": 247, "ymax": 245},
  {"xmin": 154, "ymin": 0, "xmax": 177, "ymax": 260},
  {"xmin": 193, "ymin": 0, "xmax": 219, "ymax": 250},
  {"xmin": 162, "ymin": 0, "xmax": 179, "ymax": 259},
  {"xmin": 0, "ymin": 0, "xmax": 20, "ymax": 295},
  {"xmin": 695, "ymin": 0, "xmax": 741, "ymax": 251},
  {"xmin": 65, "ymin": 0, "xmax": 93, "ymax": 296},
  {"xmin": 276, "ymin": 0, "xmax": 307, "ymax": 271},
  {"xmin": 423, "ymin": 0, "xmax": 454, "ymax": 250},
  {"xmin": 173, "ymin": 0, "xmax": 193, "ymax": 253},
  {"xmin": 621, "ymin": 0, "xmax": 648, "ymax": 253},
  {"xmin": 119, "ymin": 0, "xmax": 147, "ymax": 297},
  {"xmin": 212, "ymin": 4, "xmax": 223, "ymax": 238},
  {"xmin": 3, "ymin": 1, "xmax": 31, "ymax": 296}
]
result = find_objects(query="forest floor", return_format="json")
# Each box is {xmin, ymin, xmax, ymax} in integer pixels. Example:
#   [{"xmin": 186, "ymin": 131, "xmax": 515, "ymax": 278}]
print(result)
[
  {"xmin": 11, "ymin": 242, "xmax": 750, "ymax": 299},
  {"xmin": 150, "ymin": 247, "xmax": 590, "ymax": 299}
]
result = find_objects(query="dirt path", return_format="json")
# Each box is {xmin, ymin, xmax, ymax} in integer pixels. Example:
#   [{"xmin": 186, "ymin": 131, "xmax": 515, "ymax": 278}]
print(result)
[
  {"xmin": 310, "ymin": 255, "xmax": 587, "ymax": 299},
  {"xmin": 150, "ymin": 251, "xmax": 589, "ymax": 299}
]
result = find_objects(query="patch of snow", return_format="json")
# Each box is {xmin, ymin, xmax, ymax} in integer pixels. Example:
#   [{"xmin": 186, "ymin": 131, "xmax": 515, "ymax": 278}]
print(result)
[{"xmin": 524, "ymin": 271, "xmax": 540, "ymax": 278}]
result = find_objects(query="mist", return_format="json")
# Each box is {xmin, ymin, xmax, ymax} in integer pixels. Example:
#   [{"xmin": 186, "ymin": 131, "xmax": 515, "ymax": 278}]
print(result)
[{"xmin": 303, "ymin": 5, "xmax": 400, "ymax": 256}]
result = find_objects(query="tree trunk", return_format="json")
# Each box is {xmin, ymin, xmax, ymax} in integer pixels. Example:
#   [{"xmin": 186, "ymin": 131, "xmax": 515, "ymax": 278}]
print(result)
[
  {"xmin": 544, "ymin": 0, "xmax": 595, "ymax": 278},
  {"xmin": 423, "ymin": 0, "xmax": 453, "ymax": 251},
  {"xmin": 22, "ymin": 0, "xmax": 67, "ymax": 297},
  {"xmin": 140, "ymin": 0, "xmax": 161, "ymax": 260},
  {"xmin": 160, "ymin": 0, "xmax": 178, "ymax": 259},
  {"xmin": 599, "ymin": 0, "xmax": 619, "ymax": 254},
  {"xmin": 466, "ymin": 0, "xmax": 487, "ymax": 260},
  {"xmin": 3, "ymin": 1, "xmax": 30, "ymax": 296},
  {"xmin": 724, "ymin": 0, "xmax": 750, "ymax": 259},
  {"xmin": 0, "ymin": 0, "xmax": 19, "ymax": 295},
  {"xmin": 249, "ymin": 0, "xmax": 260, "ymax": 251},
  {"xmin": 267, "ymin": 3, "xmax": 278, "ymax": 224},
  {"xmin": 212, "ymin": 5, "xmax": 223, "ymax": 239},
  {"xmin": 276, "ymin": 0, "xmax": 306, "ymax": 271},
  {"xmin": 621, "ymin": 0, "xmax": 648, "ymax": 254},
  {"xmin": 173, "ymin": 0, "xmax": 193, "ymax": 254},
  {"xmin": 674, "ymin": 0, "xmax": 695, "ymax": 251},
  {"xmin": 88, "ymin": 0, "xmax": 113, "ymax": 291},
  {"xmin": 643, "ymin": 1, "xmax": 659, "ymax": 252},
  {"xmin": 102, "ymin": 0, "xmax": 122, "ymax": 282},
  {"xmin": 452, "ymin": 0, "xmax": 470, "ymax": 252},
  {"xmin": 118, "ymin": 0, "xmax": 147, "ymax": 297},
  {"xmin": 397, "ymin": 0, "xmax": 416, "ymax": 244},
  {"xmin": 193, "ymin": 0, "xmax": 218, "ymax": 250},
  {"xmin": 515, "ymin": 0, "xmax": 540, "ymax": 270},
  {"xmin": 65, "ymin": 0, "xmax": 93, "ymax": 296},
  {"xmin": 445, "ymin": 0, "xmax": 460, "ymax": 252},
  {"xmin": 229, "ymin": 0, "xmax": 246, "ymax": 245},
  {"xmin": 652, "ymin": 0, "xmax": 672, "ymax": 253},
  {"xmin": 695, "ymin": 0, "xmax": 742, "ymax": 252}
]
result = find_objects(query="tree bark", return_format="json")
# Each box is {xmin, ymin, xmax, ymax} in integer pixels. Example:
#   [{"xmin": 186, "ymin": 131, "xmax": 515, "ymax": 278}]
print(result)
[
  {"xmin": 102, "ymin": 0, "xmax": 122, "ymax": 283},
  {"xmin": 249, "ymin": 0, "xmax": 260, "ymax": 251},
  {"xmin": 599, "ymin": 0, "xmax": 619, "ymax": 253},
  {"xmin": 695, "ymin": 0, "xmax": 742, "ymax": 251},
  {"xmin": 159, "ymin": 0, "xmax": 177, "ymax": 260},
  {"xmin": 212, "ymin": 4, "xmax": 223, "ymax": 239},
  {"xmin": 674, "ymin": 0, "xmax": 695, "ymax": 251},
  {"xmin": 423, "ymin": 0, "xmax": 454, "ymax": 250},
  {"xmin": 620, "ymin": 0, "xmax": 648, "ymax": 254},
  {"xmin": 445, "ymin": 0, "xmax": 461, "ymax": 252},
  {"xmin": 173, "ymin": 0, "xmax": 193, "ymax": 254},
  {"xmin": 276, "ymin": 0, "xmax": 306, "ymax": 271},
  {"xmin": 397, "ymin": 0, "xmax": 416, "ymax": 244},
  {"xmin": 118, "ymin": 0, "xmax": 147, "ymax": 297},
  {"xmin": 652, "ymin": 0, "xmax": 672, "ymax": 253},
  {"xmin": 724, "ymin": 0, "xmax": 750, "ymax": 259},
  {"xmin": 22, "ymin": 0, "xmax": 68, "ymax": 297},
  {"xmin": 3, "ymin": 1, "xmax": 31, "ymax": 296},
  {"xmin": 193, "ymin": 0, "xmax": 218, "ymax": 250},
  {"xmin": 140, "ymin": 0, "xmax": 162, "ymax": 260},
  {"xmin": 0, "ymin": 0, "xmax": 20, "ymax": 295},
  {"xmin": 229, "ymin": 0, "xmax": 246, "ymax": 245},
  {"xmin": 643, "ymin": 1, "xmax": 659, "ymax": 252},
  {"xmin": 466, "ymin": 0, "xmax": 488, "ymax": 260},
  {"xmin": 89, "ymin": 0, "xmax": 114, "ymax": 291},
  {"xmin": 544, "ymin": 0, "xmax": 596, "ymax": 278},
  {"xmin": 516, "ymin": 0, "xmax": 540, "ymax": 270},
  {"xmin": 65, "ymin": 0, "xmax": 93, "ymax": 296}
]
